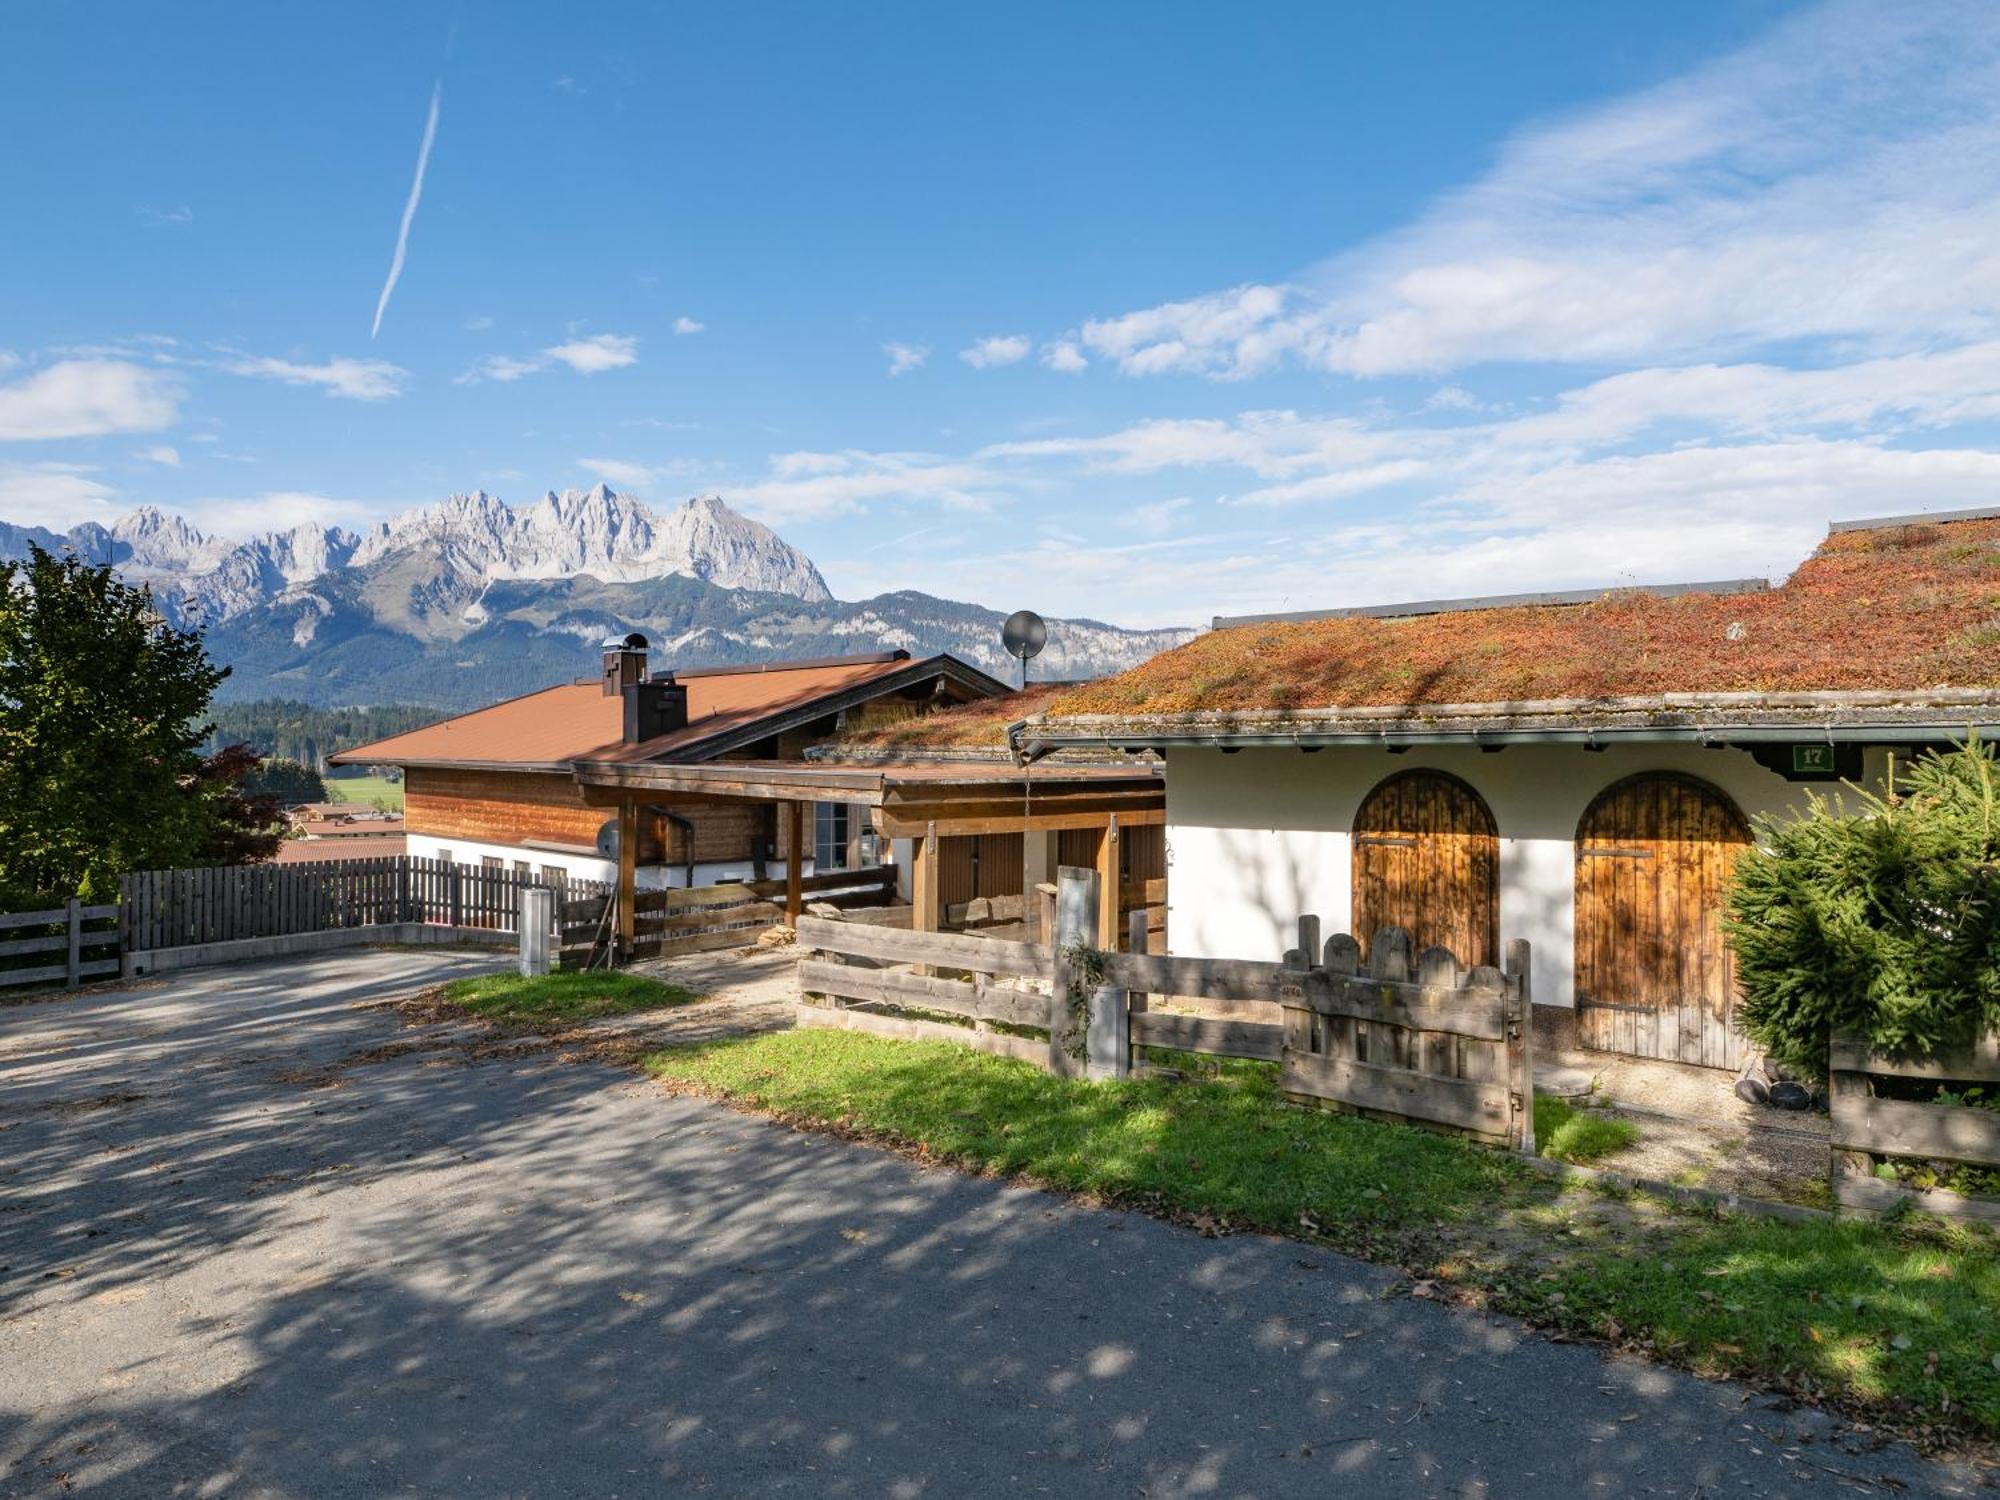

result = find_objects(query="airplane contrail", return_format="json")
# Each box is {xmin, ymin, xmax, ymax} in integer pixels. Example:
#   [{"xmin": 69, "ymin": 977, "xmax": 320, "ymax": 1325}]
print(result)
[{"xmin": 370, "ymin": 81, "xmax": 441, "ymax": 340}]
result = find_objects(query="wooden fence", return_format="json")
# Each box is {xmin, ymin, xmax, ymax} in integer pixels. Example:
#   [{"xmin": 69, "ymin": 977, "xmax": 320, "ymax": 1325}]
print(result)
[
  {"xmin": 1829, "ymin": 1030, "xmax": 2000, "ymax": 1226},
  {"xmin": 1274, "ymin": 920, "xmax": 1534, "ymax": 1151},
  {"xmin": 0, "ymin": 900, "xmax": 119, "ymax": 991},
  {"xmin": 795, "ymin": 915, "xmax": 1053, "ymax": 1066},
  {"xmin": 794, "ymin": 877, "xmax": 1539, "ymax": 1155},
  {"xmin": 561, "ymin": 865, "xmax": 898, "ymax": 968},
  {"xmin": 120, "ymin": 856, "xmax": 604, "ymax": 953}
]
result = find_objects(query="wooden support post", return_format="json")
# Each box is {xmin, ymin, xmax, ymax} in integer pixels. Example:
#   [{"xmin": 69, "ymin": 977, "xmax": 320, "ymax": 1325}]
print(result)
[
  {"xmin": 911, "ymin": 821, "xmax": 939, "ymax": 934},
  {"xmin": 616, "ymin": 799, "xmax": 639, "ymax": 957},
  {"xmin": 1095, "ymin": 813, "xmax": 1121, "ymax": 951},
  {"xmin": 1048, "ymin": 864, "xmax": 1100, "ymax": 1078},
  {"xmin": 1124, "ymin": 906, "xmax": 1151, "ymax": 1073},
  {"xmin": 64, "ymin": 897, "xmax": 81, "ymax": 989},
  {"xmin": 785, "ymin": 800, "xmax": 805, "ymax": 925},
  {"xmin": 1505, "ymin": 937, "xmax": 1536, "ymax": 1155}
]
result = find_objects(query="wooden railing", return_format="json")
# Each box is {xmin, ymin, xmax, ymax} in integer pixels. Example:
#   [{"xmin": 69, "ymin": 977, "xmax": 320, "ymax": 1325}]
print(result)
[
  {"xmin": 120, "ymin": 856, "xmax": 601, "ymax": 952},
  {"xmin": 0, "ymin": 900, "xmax": 119, "ymax": 991},
  {"xmin": 1830, "ymin": 1030, "xmax": 2000, "ymax": 1226},
  {"xmin": 560, "ymin": 865, "xmax": 898, "ymax": 968}
]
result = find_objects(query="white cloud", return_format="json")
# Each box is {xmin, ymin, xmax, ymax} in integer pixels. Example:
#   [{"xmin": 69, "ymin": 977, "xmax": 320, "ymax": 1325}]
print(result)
[
  {"xmin": 577, "ymin": 456, "xmax": 658, "ymax": 489},
  {"xmin": 0, "ymin": 462, "xmax": 120, "ymax": 528},
  {"xmin": 1041, "ymin": 341, "xmax": 1088, "ymax": 374},
  {"xmin": 1124, "ymin": 496, "xmax": 1193, "ymax": 535},
  {"xmin": 1424, "ymin": 385, "xmax": 1482, "ymax": 412},
  {"xmin": 1072, "ymin": 4, "xmax": 2000, "ymax": 379},
  {"xmin": 137, "ymin": 205, "xmax": 193, "ymax": 228},
  {"xmin": 226, "ymin": 354, "xmax": 409, "ymax": 401},
  {"xmin": 959, "ymin": 334, "xmax": 1032, "ymax": 369},
  {"xmin": 730, "ymin": 449, "xmax": 1006, "ymax": 523},
  {"xmin": 183, "ymin": 490, "xmax": 394, "ymax": 537},
  {"xmin": 135, "ymin": 445, "xmax": 181, "ymax": 467},
  {"xmin": 545, "ymin": 333, "xmax": 638, "ymax": 374},
  {"xmin": 673, "ymin": 316, "xmax": 705, "ymax": 336},
  {"xmin": 0, "ymin": 360, "xmax": 182, "ymax": 440},
  {"xmin": 460, "ymin": 333, "xmax": 638, "ymax": 383},
  {"xmin": 883, "ymin": 342, "xmax": 929, "ymax": 377},
  {"xmin": 463, "ymin": 314, "xmax": 495, "ymax": 332}
]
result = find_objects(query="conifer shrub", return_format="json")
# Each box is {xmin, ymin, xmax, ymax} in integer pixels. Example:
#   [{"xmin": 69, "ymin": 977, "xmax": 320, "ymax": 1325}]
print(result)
[{"xmin": 1725, "ymin": 738, "xmax": 2000, "ymax": 1077}]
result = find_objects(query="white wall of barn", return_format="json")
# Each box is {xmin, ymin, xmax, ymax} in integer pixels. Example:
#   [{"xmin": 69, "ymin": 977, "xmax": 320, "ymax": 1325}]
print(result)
[
  {"xmin": 402, "ymin": 832, "xmax": 818, "ymax": 892},
  {"xmin": 1162, "ymin": 741, "xmax": 1894, "ymax": 1007}
]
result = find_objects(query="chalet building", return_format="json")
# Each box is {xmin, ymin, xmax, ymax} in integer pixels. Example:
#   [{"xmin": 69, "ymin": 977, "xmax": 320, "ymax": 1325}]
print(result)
[
  {"xmin": 332, "ymin": 640, "xmax": 1013, "ymax": 892},
  {"xmin": 994, "ymin": 506, "xmax": 2000, "ymax": 1073}
]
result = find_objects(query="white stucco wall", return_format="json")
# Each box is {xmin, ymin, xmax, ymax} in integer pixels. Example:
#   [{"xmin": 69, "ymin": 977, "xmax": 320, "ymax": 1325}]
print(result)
[
  {"xmin": 1163, "ymin": 742, "xmax": 1890, "ymax": 1007},
  {"xmin": 404, "ymin": 833, "xmax": 811, "ymax": 892}
]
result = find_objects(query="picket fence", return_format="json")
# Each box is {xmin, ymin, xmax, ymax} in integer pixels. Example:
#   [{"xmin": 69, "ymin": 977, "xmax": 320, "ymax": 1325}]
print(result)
[{"xmin": 119, "ymin": 856, "xmax": 606, "ymax": 953}]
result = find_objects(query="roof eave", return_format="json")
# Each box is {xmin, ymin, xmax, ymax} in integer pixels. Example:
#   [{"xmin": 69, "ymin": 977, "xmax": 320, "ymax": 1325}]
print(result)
[{"xmin": 1020, "ymin": 689, "xmax": 2000, "ymax": 753}]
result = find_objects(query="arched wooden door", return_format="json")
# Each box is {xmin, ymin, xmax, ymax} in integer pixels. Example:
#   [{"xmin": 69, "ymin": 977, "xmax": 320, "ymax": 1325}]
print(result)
[
  {"xmin": 1351, "ymin": 770, "xmax": 1499, "ymax": 969},
  {"xmin": 1574, "ymin": 773, "xmax": 1751, "ymax": 1070}
]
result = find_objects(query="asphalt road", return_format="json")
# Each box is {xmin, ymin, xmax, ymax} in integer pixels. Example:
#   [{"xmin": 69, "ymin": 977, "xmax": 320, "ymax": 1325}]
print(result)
[{"xmin": 0, "ymin": 951, "xmax": 1985, "ymax": 1497}]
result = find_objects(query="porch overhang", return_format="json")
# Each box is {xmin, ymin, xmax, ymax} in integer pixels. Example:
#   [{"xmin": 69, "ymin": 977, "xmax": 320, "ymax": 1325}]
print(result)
[{"xmin": 571, "ymin": 757, "xmax": 1165, "ymax": 838}]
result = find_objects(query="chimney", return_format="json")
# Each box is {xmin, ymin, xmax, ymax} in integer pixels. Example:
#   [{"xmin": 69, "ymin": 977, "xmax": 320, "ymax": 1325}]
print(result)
[
  {"xmin": 624, "ymin": 670, "xmax": 690, "ymax": 744},
  {"xmin": 601, "ymin": 633, "xmax": 649, "ymax": 697}
]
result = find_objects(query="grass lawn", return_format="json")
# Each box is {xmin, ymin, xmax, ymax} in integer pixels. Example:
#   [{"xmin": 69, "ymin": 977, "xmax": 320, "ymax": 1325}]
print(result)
[
  {"xmin": 441, "ymin": 970, "xmax": 698, "ymax": 1024},
  {"xmin": 324, "ymin": 773, "xmax": 404, "ymax": 811},
  {"xmin": 646, "ymin": 1028, "xmax": 2000, "ymax": 1445},
  {"xmin": 1534, "ymin": 1093, "xmax": 1641, "ymax": 1164}
]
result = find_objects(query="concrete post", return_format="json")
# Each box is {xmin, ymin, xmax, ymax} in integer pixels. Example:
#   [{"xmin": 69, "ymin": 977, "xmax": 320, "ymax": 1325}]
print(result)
[
  {"xmin": 519, "ymin": 886, "xmax": 553, "ymax": 977},
  {"xmin": 1051, "ymin": 865, "xmax": 1127, "ymax": 1080}
]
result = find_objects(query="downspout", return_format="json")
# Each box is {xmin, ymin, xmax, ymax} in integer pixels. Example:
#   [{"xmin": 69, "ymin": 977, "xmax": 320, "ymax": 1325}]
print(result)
[{"xmin": 1006, "ymin": 718, "xmax": 1057, "ymax": 765}]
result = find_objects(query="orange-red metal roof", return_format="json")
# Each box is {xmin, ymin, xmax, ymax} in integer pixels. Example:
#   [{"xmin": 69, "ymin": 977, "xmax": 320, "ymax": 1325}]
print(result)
[{"xmin": 333, "ymin": 655, "xmax": 967, "ymax": 770}]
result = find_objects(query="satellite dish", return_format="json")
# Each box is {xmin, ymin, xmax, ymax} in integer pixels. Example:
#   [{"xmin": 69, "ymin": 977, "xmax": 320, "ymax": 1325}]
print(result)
[
  {"xmin": 595, "ymin": 818, "xmax": 620, "ymax": 859},
  {"xmin": 1001, "ymin": 609, "xmax": 1048, "ymax": 688}
]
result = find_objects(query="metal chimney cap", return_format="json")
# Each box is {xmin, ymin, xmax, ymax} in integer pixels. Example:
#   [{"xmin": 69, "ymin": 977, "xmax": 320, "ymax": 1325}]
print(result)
[{"xmin": 601, "ymin": 632, "xmax": 649, "ymax": 651}]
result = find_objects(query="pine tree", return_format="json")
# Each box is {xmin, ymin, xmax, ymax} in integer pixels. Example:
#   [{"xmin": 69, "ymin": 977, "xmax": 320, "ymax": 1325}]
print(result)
[{"xmin": 0, "ymin": 545, "xmax": 276, "ymax": 904}]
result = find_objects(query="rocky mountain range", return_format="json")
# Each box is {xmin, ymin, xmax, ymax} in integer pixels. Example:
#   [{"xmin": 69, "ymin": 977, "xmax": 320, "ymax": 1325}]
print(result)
[{"xmin": 0, "ymin": 488, "xmax": 1192, "ymax": 710}]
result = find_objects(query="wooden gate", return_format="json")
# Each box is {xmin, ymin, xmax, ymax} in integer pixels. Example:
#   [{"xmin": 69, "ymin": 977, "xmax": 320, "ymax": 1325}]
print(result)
[
  {"xmin": 1574, "ymin": 772, "xmax": 1750, "ymax": 1070},
  {"xmin": 1351, "ymin": 770, "xmax": 1499, "ymax": 969}
]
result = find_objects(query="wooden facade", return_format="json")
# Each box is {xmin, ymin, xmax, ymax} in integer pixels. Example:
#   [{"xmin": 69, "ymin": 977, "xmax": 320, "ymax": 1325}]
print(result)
[
  {"xmin": 1574, "ymin": 772, "xmax": 1751, "ymax": 1071},
  {"xmin": 1351, "ymin": 770, "xmax": 1500, "ymax": 970},
  {"xmin": 405, "ymin": 766, "xmax": 806, "ymax": 868}
]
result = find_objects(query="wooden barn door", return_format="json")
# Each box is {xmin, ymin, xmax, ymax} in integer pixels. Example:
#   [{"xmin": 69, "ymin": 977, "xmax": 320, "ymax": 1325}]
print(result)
[
  {"xmin": 1574, "ymin": 773, "xmax": 1751, "ymax": 1070},
  {"xmin": 1351, "ymin": 770, "xmax": 1499, "ymax": 969}
]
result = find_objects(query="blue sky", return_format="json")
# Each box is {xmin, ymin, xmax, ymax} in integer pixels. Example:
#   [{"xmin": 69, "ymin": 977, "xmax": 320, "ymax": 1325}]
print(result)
[{"xmin": 5, "ymin": 0, "xmax": 1999, "ymax": 626}]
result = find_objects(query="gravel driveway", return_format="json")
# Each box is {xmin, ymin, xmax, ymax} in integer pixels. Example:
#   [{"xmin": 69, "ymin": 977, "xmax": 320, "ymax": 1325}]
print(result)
[{"xmin": 0, "ymin": 951, "xmax": 1985, "ymax": 1497}]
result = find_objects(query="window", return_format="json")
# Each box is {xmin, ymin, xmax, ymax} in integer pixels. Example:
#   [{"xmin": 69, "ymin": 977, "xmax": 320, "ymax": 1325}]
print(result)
[
  {"xmin": 482, "ymin": 855, "xmax": 502, "ymax": 870},
  {"xmin": 540, "ymin": 864, "xmax": 566, "ymax": 886},
  {"xmin": 513, "ymin": 860, "xmax": 531, "ymax": 875},
  {"xmin": 814, "ymin": 802, "xmax": 851, "ymax": 871},
  {"xmin": 436, "ymin": 849, "xmax": 453, "ymax": 865}
]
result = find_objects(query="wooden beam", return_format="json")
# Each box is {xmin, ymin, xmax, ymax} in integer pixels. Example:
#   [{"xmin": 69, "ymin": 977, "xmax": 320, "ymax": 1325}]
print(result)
[
  {"xmin": 786, "ymin": 800, "xmax": 805, "ymax": 924},
  {"xmin": 875, "ymin": 806, "xmax": 1165, "ymax": 839},
  {"xmin": 1095, "ymin": 813, "xmax": 1121, "ymax": 952},
  {"xmin": 911, "ymin": 820, "xmax": 939, "ymax": 935}
]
